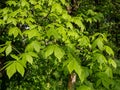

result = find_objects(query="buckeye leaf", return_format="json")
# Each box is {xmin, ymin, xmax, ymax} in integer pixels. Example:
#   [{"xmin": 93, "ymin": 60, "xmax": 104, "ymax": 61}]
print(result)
[
  {"xmin": 104, "ymin": 46, "xmax": 114, "ymax": 56},
  {"xmin": 8, "ymin": 27, "xmax": 20, "ymax": 38},
  {"xmin": 0, "ymin": 46, "xmax": 6, "ymax": 53},
  {"xmin": 6, "ymin": 62, "xmax": 16, "ymax": 79},
  {"xmin": 54, "ymin": 45, "xmax": 65, "ymax": 62},
  {"xmin": 74, "ymin": 60, "xmax": 84, "ymax": 83},
  {"xmin": 97, "ymin": 38, "xmax": 104, "ymax": 51},
  {"xmin": 108, "ymin": 58, "xmax": 117, "ymax": 68},
  {"xmin": 6, "ymin": 44, "xmax": 12, "ymax": 56},
  {"xmin": 77, "ymin": 85, "xmax": 92, "ymax": 90},
  {"xmin": 33, "ymin": 41, "xmax": 40, "ymax": 52},
  {"xmin": 16, "ymin": 62, "xmax": 25, "ymax": 77},
  {"xmin": 27, "ymin": 52, "xmax": 38, "ymax": 57},
  {"xmin": 67, "ymin": 60, "xmax": 74, "ymax": 73},
  {"xmin": 10, "ymin": 54, "xmax": 19, "ymax": 60},
  {"xmin": 45, "ymin": 45, "xmax": 54, "ymax": 58},
  {"xmin": 26, "ymin": 54, "xmax": 33, "ymax": 64}
]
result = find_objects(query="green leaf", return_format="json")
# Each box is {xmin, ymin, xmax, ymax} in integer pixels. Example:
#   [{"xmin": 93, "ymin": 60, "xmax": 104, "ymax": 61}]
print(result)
[
  {"xmin": 23, "ymin": 30, "xmax": 40, "ymax": 39},
  {"xmin": 60, "ymin": 0, "xmax": 66, "ymax": 5},
  {"xmin": 94, "ymin": 53, "xmax": 107, "ymax": 64},
  {"xmin": 6, "ymin": 44, "xmax": 12, "ymax": 56},
  {"xmin": 8, "ymin": 27, "xmax": 21, "ymax": 38},
  {"xmin": 47, "ymin": 27, "xmax": 61, "ymax": 39},
  {"xmin": 104, "ymin": 46, "xmax": 114, "ymax": 56},
  {"xmin": 29, "ymin": 0, "xmax": 37, "ymax": 4},
  {"xmin": 78, "ymin": 36, "xmax": 90, "ymax": 46},
  {"xmin": 68, "ymin": 30, "xmax": 79, "ymax": 39},
  {"xmin": 25, "ymin": 43, "xmax": 34, "ymax": 52},
  {"xmin": 77, "ymin": 85, "xmax": 92, "ymax": 90},
  {"xmin": 0, "ymin": 46, "xmax": 6, "ymax": 53},
  {"xmin": 102, "ymin": 79, "xmax": 110, "ymax": 89},
  {"xmin": 108, "ymin": 58, "xmax": 117, "ymax": 68},
  {"xmin": 67, "ymin": 60, "xmax": 74, "ymax": 73},
  {"xmin": 27, "ymin": 52, "xmax": 38, "ymax": 57},
  {"xmin": 105, "ymin": 67, "xmax": 113, "ymax": 78},
  {"xmin": 52, "ymin": 3, "xmax": 62, "ymax": 13},
  {"xmin": 33, "ymin": 41, "xmax": 40, "ymax": 53},
  {"xmin": 45, "ymin": 45, "xmax": 54, "ymax": 58},
  {"xmin": 26, "ymin": 54, "xmax": 33, "ymax": 64},
  {"xmin": 73, "ymin": 17, "xmax": 85, "ymax": 31},
  {"xmin": 97, "ymin": 38, "xmax": 104, "ymax": 51},
  {"xmin": 6, "ymin": 62, "xmax": 16, "ymax": 79},
  {"xmin": 16, "ymin": 62, "xmax": 25, "ymax": 77},
  {"xmin": 54, "ymin": 45, "xmax": 65, "ymax": 61},
  {"xmin": 92, "ymin": 38, "xmax": 104, "ymax": 50},
  {"xmin": 67, "ymin": 58, "xmax": 84, "ymax": 82},
  {"xmin": 96, "ymin": 79, "xmax": 102, "ymax": 87},
  {"xmin": 10, "ymin": 54, "xmax": 19, "ymax": 60},
  {"xmin": 66, "ymin": 22, "xmax": 73, "ymax": 29}
]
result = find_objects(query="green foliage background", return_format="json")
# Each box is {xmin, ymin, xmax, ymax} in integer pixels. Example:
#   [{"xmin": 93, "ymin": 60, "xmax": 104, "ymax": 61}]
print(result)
[{"xmin": 0, "ymin": 0, "xmax": 120, "ymax": 90}]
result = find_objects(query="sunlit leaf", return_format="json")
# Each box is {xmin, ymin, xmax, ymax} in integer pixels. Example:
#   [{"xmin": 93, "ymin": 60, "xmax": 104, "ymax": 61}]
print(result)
[
  {"xmin": 77, "ymin": 85, "xmax": 92, "ymax": 90},
  {"xmin": 16, "ymin": 62, "xmax": 25, "ymax": 76},
  {"xmin": 108, "ymin": 58, "xmax": 117, "ymax": 68},
  {"xmin": 10, "ymin": 54, "xmax": 19, "ymax": 60},
  {"xmin": 45, "ymin": 45, "xmax": 54, "ymax": 58},
  {"xmin": 26, "ymin": 54, "xmax": 33, "ymax": 64},
  {"xmin": 54, "ymin": 45, "xmax": 65, "ymax": 62},
  {"xmin": 8, "ymin": 27, "xmax": 21, "ymax": 38},
  {"xmin": 6, "ymin": 44, "xmax": 12, "ymax": 56},
  {"xmin": 104, "ymin": 45, "xmax": 114, "ymax": 56},
  {"xmin": 6, "ymin": 62, "xmax": 16, "ymax": 79},
  {"xmin": 0, "ymin": 46, "xmax": 6, "ymax": 53}
]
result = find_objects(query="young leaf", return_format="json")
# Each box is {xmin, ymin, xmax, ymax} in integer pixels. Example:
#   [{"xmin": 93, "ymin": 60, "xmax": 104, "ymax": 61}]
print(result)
[
  {"xmin": 102, "ymin": 79, "xmax": 110, "ymax": 89},
  {"xmin": 94, "ymin": 53, "xmax": 107, "ymax": 64},
  {"xmin": 26, "ymin": 54, "xmax": 33, "ymax": 64},
  {"xmin": 97, "ymin": 38, "xmax": 104, "ymax": 51},
  {"xmin": 67, "ymin": 60, "xmax": 74, "ymax": 73},
  {"xmin": 45, "ymin": 45, "xmax": 54, "ymax": 58},
  {"xmin": 10, "ymin": 54, "xmax": 19, "ymax": 60},
  {"xmin": 6, "ymin": 62, "xmax": 16, "ymax": 79},
  {"xmin": 23, "ymin": 30, "xmax": 40, "ymax": 39},
  {"xmin": 27, "ymin": 52, "xmax": 38, "ymax": 57},
  {"xmin": 108, "ymin": 58, "xmax": 117, "ymax": 68},
  {"xmin": 105, "ymin": 67, "xmax": 113, "ymax": 78},
  {"xmin": 6, "ymin": 44, "xmax": 12, "ymax": 56},
  {"xmin": 73, "ymin": 17, "xmax": 85, "ymax": 31},
  {"xmin": 104, "ymin": 46, "xmax": 114, "ymax": 56},
  {"xmin": 78, "ymin": 36, "xmax": 90, "ymax": 46},
  {"xmin": 0, "ymin": 46, "xmax": 6, "ymax": 53},
  {"xmin": 67, "ymin": 58, "xmax": 84, "ymax": 83},
  {"xmin": 96, "ymin": 79, "xmax": 102, "ymax": 87},
  {"xmin": 77, "ymin": 85, "xmax": 92, "ymax": 90},
  {"xmin": 8, "ymin": 27, "xmax": 20, "ymax": 38},
  {"xmin": 54, "ymin": 45, "xmax": 65, "ymax": 62},
  {"xmin": 16, "ymin": 62, "xmax": 25, "ymax": 77},
  {"xmin": 92, "ymin": 38, "xmax": 103, "ymax": 50},
  {"xmin": 33, "ymin": 41, "xmax": 40, "ymax": 53}
]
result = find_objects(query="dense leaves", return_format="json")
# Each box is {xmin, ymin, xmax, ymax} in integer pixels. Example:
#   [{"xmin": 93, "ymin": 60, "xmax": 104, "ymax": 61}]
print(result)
[{"xmin": 0, "ymin": 0, "xmax": 120, "ymax": 90}]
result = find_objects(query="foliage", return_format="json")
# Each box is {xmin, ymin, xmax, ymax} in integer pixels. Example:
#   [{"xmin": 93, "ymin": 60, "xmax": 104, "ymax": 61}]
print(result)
[{"xmin": 0, "ymin": 0, "xmax": 119, "ymax": 90}]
